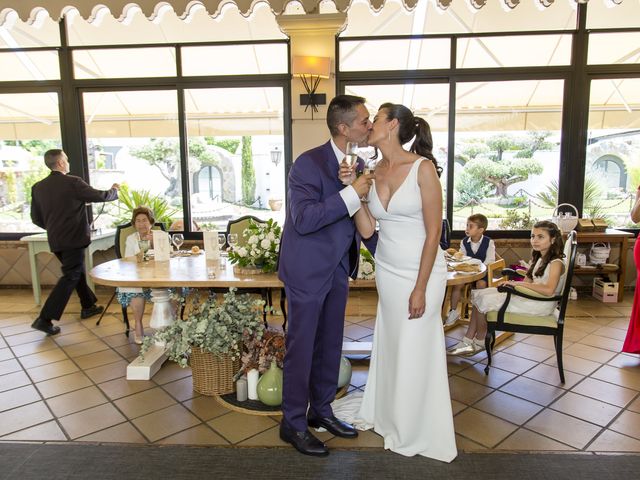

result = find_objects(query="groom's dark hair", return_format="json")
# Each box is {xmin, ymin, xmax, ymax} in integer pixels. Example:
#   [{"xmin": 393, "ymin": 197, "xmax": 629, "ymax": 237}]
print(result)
[{"xmin": 327, "ymin": 95, "xmax": 366, "ymax": 137}]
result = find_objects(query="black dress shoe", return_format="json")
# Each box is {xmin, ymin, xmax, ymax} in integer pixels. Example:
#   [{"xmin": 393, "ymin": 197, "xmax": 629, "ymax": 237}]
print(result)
[
  {"xmin": 308, "ymin": 415, "xmax": 358, "ymax": 438},
  {"xmin": 31, "ymin": 317, "xmax": 60, "ymax": 336},
  {"xmin": 80, "ymin": 305, "xmax": 104, "ymax": 319},
  {"xmin": 279, "ymin": 422, "xmax": 329, "ymax": 457}
]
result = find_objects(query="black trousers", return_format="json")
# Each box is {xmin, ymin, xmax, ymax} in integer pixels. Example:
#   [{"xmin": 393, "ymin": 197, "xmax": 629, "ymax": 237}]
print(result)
[{"xmin": 40, "ymin": 248, "xmax": 97, "ymax": 321}]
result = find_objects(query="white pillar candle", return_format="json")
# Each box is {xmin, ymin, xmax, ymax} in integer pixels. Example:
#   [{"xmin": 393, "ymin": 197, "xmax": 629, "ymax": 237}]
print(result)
[
  {"xmin": 247, "ymin": 368, "xmax": 259, "ymax": 400},
  {"xmin": 236, "ymin": 377, "xmax": 248, "ymax": 402}
]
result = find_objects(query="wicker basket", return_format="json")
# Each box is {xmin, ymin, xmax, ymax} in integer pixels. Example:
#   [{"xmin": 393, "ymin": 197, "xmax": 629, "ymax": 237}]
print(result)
[{"xmin": 190, "ymin": 346, "xmax": 240, "ymax": 396}]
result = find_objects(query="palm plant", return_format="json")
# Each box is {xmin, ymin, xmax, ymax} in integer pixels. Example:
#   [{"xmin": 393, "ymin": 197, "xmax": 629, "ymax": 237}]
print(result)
[{"xmin": 110, "ymin": 184, "xmax": 179, "ymax": 227}]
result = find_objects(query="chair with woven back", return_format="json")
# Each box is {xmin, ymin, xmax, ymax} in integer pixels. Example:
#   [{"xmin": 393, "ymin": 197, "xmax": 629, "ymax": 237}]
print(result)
[
  {"xmin": 95, "ymin": 221, "xmax": 166, "ymax": 336},
  {"xmin": 483, "ymin": 231, "xmax": 577, "ymax": 383}
]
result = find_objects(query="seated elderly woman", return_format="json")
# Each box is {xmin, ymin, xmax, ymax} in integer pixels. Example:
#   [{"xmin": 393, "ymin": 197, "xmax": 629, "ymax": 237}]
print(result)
[{"xmin": 117, "ymin": 206, "xmax": 155, "ymax": 344}]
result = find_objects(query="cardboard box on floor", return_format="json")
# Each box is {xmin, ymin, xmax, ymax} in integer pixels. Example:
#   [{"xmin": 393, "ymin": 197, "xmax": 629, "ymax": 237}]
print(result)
[{"xmin": 593, "ymin": 278, "xmax": 618, "ymax": 303}]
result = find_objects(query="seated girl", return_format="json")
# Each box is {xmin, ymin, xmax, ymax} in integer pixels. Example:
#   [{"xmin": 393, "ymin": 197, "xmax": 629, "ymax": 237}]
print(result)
[
  {"xmin": 448, "ymin": 220, "xmax": 565, "ymax": 356},
  {"xmin": 117, "ymin": 206, "xmax": 155, "ymax": 345}
]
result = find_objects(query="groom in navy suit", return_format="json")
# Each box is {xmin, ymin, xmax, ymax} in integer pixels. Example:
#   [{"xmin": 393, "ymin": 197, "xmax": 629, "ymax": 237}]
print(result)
[{"xmin": 278, "ymin": 95, "xmax": 375, "ymax": 456}]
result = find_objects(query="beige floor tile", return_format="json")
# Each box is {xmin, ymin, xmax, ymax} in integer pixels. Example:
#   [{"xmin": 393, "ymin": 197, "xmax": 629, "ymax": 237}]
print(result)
[
  {"xmin": 59, "ymin": 403, "xmax": 126, "ymax": 439},
  {"xmin": 0, "ymin": 321, "xmax": 37, "ymax": 337},
  {"xmin": 474, "ymin": 391, "xmax": 543, "ymax": 425},
  {"xmin": 113, "ymin": 343, "xmax": 141, "ymax": 361},
  {"xmin": 496, "ymin": 428, "xmax": 575, "ymax": 451},
  {"xmin": 114, "ymin": 387, "xmax": 177, "ymax": 419},
  {"xmin": 562, "ymin": 327, "xmax": 589, "ymax": 343},
  {"xmin": 133, "ymin": 404, "xmax": 202, "ymax": 442},
  {"xmin": 524, "ymin": 409, "xmax": 603, "ymax": 449},
  {"xmin": 500, "ymin": 376, "xmax": 565, "ymax": 406},
  {"xmin": 564, "ymin": 343, "xmax": 617, "ymax": 364},
  {"xmin": 453, "ymin": 407, "xmax": 518, "ymax": 448},
  {"xmin": 77, "ymin": 422, "xmax": 147, "ymax": 443},
  {"xmin": 11, "ymin": 338, "xmax": 58, "ymax": 357},
  {"xmin": 0, "ymin": 371, "xmax": 31, "ymax": 392},
  {"xmin": 607, "ymin": 318, "xmax": 633, "ymax": 330},
  {"xmin": 587, "ymin": 429, "xmax": 640, "ymax": 452},
  {"xmin": 456, "ymin": 364, "xmax": 516, "ymax": 389},
  {"xmin": 580, "ymin": 334, "xmax": 624, "ymax": 352},
  {"xmin": 54, "ymin": 330, "xmax": 99, "ymax": 347},
  {"xmin": 594, "ymin": 326, "xmax": 628, "ymax": 342},
  {"xmin": 343, "ymin": 324, "xmax": 373, "ymax": 341},
  {"xmin": 152, "ymin": 362, "xmax": 192, "ymax": 385},
  {"xmin": 97, "ymin": 377, "xmax": 157, "ymax": 401},
  {"xmin": 326, "ymin": 429, "xmax": 383, "ymax": 448},
  {"xmin": 0, "ymin": 358, "xmax": 22, "ymax": 376},
  {"xmin": 19, "ymin": 347, "xmax": 67, "ymax": 369},
  {"xmin": 549, "ymin": 392, "xmax": 622, "ymax": 427},
  {"xmin": 0, "ymin": 420, "xmax": 67, "ymax": 442},
  {"xmin": 591, "ymin": 364, "xmax": 640, "ymax": 391},
  {"xmin": 26, "ymin": 359, "xmax": 79, "ymax": 383},
  {"xmin": 62, "ymin": 339, "xmax": 111, "ymax": 358},
  {"xmin": 84, "ymin": 360, "xmax": 128, "ymax": 384},
  {"xmin": 451, "ymin": 399, "xmax": 467, "ymax": 415},
  {"xmin": 5, "ymin": 330, "xmax": 51, "ymax": 347},
  {"xmin": 523, "ymin": 363, "xmax": 583, "ymax": 389},
  {"xmin": 46, "ymin": 386, "xmax": 108, "ymax": 417},
  {"xmin": 74, "ymin": 349, "xmax": 124, "ymax": 370},
  {"xmin": 236, "ymin": 424, "xmax": 287, "ymax": 447},
  {"xmin": 501, "ymin": 342, "xmax": 555, "ymax": 363},
  {"xmin": 349, "ymin": 366, "xmax": 369, "ymax": 389},
  {"xmin": 455, "ymin": 433, "xmax": 487, "ymax": 451},
  {"xmin": 0, "ymin": 401, "xmax": 54, "ymax": 436},
  {"xmin": 35, "ymin": 372, "xmax": 93, "ymax": 398},
  {"xmin": 207, "ymin": 411, "xmax": 277, "ymax": 444},
  {"xmin": 487, "ymin": 352, "xmax": 538, "ymax": 375},
  {"xmin": 544, "ymin": 353, "xmax": 601, "ymax": 376},
  {"xmin": 608, "ymin": 353, "xmax": 640, "ymax": 369},
  {"xmin": 102, "ymin": 333, "xmax": 137, "ymax": 349},
  {"xmin": 609, "ymin": 410, "xmax": 640, "ymax": 440},
  {"xmin": 628, "ymin": 396, "xmax": 640, "ymax": 413},
  {"xmin": 521, "ymin": 335, "xmax": 556, "ymax": 350},
  {"xmin": 158, "ymin": 424, "xmax": 229, "ymax": 445},
  {"xmin": 0, "ymin": 348, "xmax": 13, "ymax": 361},
  {"xmin": 183, "ymin": 396, "xmax": 229, "ymax": 421},
  {"xmin": 445, "ymin": 356, "xmax": 476, "ymax": 375},
  {"xmin": 0, "ymin": 385, "xmax": 42, "ymax": 413},
  {"xmin": 448, "ymin": 376, "xmax": 493, "ymax": 405},
  {"xmin": 571, "ymin": 378, "xmax": 637, "ymax": 408},
  {"xmin": 162, "ymin": 376, "xmax": 198, "ymax": 402}
]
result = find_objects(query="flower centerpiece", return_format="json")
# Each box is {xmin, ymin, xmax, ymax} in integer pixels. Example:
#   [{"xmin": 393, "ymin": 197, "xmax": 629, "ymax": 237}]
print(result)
[
  {"xmin": 228, "ymin": 219, "xmax": 282, "ymax": 273},
  {"xmin": 357, "ymin": 247, "xmax": 375, "ymax": 280}
]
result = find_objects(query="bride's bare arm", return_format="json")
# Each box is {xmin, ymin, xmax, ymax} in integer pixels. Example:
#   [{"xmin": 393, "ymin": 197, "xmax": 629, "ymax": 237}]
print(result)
[
  {"xmin": 409, "ymin": 160, "xmax": 443, "ymax": 319},
  {"xmin": 354, "ymin": 203, "xmax": 376, "ymax": 239}
]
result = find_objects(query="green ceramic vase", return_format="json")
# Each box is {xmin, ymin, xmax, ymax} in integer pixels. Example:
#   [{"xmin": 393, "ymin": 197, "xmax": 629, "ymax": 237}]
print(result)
[{"xmin": 257, "ymin": 360, "xmax": 283, "ymax": 406}]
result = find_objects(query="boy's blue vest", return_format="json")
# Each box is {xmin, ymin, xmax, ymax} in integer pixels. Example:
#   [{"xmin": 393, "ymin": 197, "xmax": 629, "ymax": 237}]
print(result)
[{"xmin": 462, "ymin": 236, "xmax": 490, "ymax": 262}]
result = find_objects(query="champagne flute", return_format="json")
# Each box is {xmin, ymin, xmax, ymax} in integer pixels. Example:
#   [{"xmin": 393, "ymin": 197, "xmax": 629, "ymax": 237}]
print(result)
[
  {"xmin": 217, "ymin": 233, "xmax": 227, "ymax": 252},
  {"xmin": 345, "ymin": 142, "xmax": 359, "ymax": 173},
  {"xmin": 137, "ymin": 239, "xmax": 150, "ymax": 261},
  {"xmin": 360, "ymin": 156, "xmax": 379, "ymax": 203},
  {"xmin": 172, "ymin": 233, "xmax": 184, "ymax": 252},
  {"xmin": 227, "ymin": 233, "xmax": 238, "ymax": 251}
]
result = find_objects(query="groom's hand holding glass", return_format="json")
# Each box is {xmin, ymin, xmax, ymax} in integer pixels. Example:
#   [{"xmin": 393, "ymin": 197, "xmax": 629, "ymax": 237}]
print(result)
[{"xmin": 351, "ymin": 172, "xmax": 375, "ymax": 199}]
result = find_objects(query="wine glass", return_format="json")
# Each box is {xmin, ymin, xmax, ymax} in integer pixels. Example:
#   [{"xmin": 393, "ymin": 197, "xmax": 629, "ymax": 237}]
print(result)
[
  {"xmin": 345, "ymin": 142, "xmax": 359, "ymax": 172},
  {"xmin": 137, "ymin": 239, "xmax": 150, "ymax": 261},
  {"xmin": 217, "ymin": 233, "xmax": 227, "ymax": 251},
  {"xmin": 227, "ymin": 233, "xmax": 238, "ymax": 251},
  {"xmin": 171, "ymin": 233, "xmax": 184, "ymax": 252}
]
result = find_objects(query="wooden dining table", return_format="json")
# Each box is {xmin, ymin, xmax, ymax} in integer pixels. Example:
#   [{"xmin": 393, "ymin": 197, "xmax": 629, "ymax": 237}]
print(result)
[{"xmin": 90, "ymin": 254, "xmax": 486, "ymax": 379}]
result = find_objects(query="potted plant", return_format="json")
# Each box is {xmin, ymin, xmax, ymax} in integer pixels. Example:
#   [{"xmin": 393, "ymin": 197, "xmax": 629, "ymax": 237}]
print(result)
[
  {"xmin": 228, "ymin": 219, "xmax": 282, "ymax": 273},
  {"xmin": 141, "ymin": 288, "xmax": 265, "ymax": 395}
]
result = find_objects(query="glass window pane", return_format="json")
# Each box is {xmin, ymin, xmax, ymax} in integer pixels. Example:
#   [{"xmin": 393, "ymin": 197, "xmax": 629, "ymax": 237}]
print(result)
[
  {"xmin": 343, "ymin": 83, "xmax": 450, "ymax": 215},
  {"xmin": 340, "ymin": 39, "xmax": 450, "ymax": 71},
  {"xmin": 66, "ymin": 3, "xmax": 285, "ymax": 46},
  {"xmin": 587, "ymin": 0, "xmax": 640, "ymax": 29},
  {"xmin": 0, "ymin": 51, "xmax": 59, "ymax": 80},
  {"xmin": 0, "ymin": 10, "xmax": 60, "ymax": 47},
  {"xmin": 0, "ymin": 92, "xmax": 62, "ymax": 233},
  {"xmin": 586, "ymin": 78, "xmax": 640, "ymax": 229},
  {"xmin": 454, "ymin": 80, "xmax": 564, "ymax": 230},
  {"xmin": 342, "ymin": 0, "xmax": 577, "ymax": 37},
  {"xmin": 82, "ymin": 90, "xmax": 182, "ymax": 230},
  {"xmin": 184, "ymin": 87, "xmax": 286, "ymax": 231},
  {"xmin": 182, "ymin": 44, "xmax": 288, "ymax": 76},
  {"xmin": 588, "ymin": 33, "xmax": 640, "ymax": 66},
  {"xmin": 457, "ymin": 35, "xmax": 572, "ymax": 69},
  {"xmin": 73, "ymin": 48, "xmax": 176, "ymax": 79}
]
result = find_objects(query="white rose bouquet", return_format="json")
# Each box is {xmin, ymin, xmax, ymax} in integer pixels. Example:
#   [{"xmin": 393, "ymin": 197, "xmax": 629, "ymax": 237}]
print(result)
[
  {"xmin": 358, "ymin": 247, "xmax": 375, "ymax": 280},
  {"xmin": 228, "ymin": 219, "xmax": 282, "ymax": 273}
]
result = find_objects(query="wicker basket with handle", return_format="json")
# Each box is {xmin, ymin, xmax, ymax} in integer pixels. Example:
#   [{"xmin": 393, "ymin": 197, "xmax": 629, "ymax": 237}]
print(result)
[{"xmin": 190, "ymin": 346, "xmax": 240, "ymax": 396}]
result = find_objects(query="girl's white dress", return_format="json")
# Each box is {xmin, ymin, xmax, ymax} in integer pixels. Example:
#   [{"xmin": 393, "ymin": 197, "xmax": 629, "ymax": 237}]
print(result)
[{"xmin": 472, "ymin": 258, "xmax": 565, "ymax": 315}]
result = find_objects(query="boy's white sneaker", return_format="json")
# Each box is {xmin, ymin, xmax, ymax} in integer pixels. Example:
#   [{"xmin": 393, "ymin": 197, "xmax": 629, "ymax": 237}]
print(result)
[{"xmin": 444, "ymin": 309, "xmax": 460, "ymax": 326}]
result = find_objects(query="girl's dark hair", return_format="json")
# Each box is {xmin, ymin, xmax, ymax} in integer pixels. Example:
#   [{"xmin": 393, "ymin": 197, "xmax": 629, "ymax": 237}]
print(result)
[
  {"xmin": 527, "ymin": 220, "xmax": 565, "ymax": 279},
  {"xmin": 378, "ymin": 102, "xmax": 442, "ymax": 177},
  {"xmin": 131, "ymin": 206, "xmax": 155, "ymax": 225}
]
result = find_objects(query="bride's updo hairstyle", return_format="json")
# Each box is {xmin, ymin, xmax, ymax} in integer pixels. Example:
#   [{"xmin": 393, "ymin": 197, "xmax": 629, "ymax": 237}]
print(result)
[{"xmin": 379, "ymin": 102, "xmax": 442, "ymax": 177}]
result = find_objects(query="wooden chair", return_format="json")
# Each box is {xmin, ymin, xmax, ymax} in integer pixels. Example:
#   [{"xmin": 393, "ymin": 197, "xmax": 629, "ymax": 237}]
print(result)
[
  {"xmin": 483, "ymin": 231, "xmax": 577, "ymax": 383},
  {"xmin": 487, "ymin": 258, "xmax": 507, "ymax": 287},
  {"xmin": 95, "ymin": 221, "xmax": 166, "ymax": 336}
]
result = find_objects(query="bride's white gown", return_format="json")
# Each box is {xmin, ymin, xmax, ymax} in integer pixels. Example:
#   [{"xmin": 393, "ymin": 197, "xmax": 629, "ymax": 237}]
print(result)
[{"xmin": 357, "ymin": 158, "xmax": 457, "ymax": 462}]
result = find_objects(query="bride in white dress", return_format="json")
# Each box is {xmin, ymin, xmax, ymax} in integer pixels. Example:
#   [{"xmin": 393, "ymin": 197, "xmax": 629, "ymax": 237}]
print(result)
[{"xmin": 348, "ymin": 103, "xmax": 457, "ymax": 462}]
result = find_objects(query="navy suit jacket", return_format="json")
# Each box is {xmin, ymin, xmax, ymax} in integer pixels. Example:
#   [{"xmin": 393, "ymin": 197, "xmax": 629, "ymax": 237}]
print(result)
[{"xmin": 278, "ymin": 141, "xmax": 373, "ymax": 294}]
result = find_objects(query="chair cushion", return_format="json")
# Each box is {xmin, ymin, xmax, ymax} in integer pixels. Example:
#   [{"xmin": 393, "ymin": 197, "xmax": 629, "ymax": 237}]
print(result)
[{"xmin": 487, "ymin": 310, "xmax": 558, "ymax": 328}]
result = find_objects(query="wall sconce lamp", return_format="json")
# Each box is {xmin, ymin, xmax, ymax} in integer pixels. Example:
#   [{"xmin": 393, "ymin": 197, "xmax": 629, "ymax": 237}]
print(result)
[
  {"xmin": 292, "ymin": 56, "xmax": 331, "ymax": 119},
  {"xmin": 270, "ymin": 146, "xmax": 282, "ymax": 168}
]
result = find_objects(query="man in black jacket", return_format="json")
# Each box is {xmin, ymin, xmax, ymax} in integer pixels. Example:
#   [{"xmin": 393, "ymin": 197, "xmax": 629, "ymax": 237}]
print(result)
[{"xmin": 30, "ymin": 149, "xmax": 120, "ymax": 335}]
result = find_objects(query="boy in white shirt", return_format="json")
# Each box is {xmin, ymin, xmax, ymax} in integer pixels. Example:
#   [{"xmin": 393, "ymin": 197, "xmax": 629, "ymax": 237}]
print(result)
[{"xmin": 445, "ymin": 214, "xmax": 496, "ymax": 326}]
